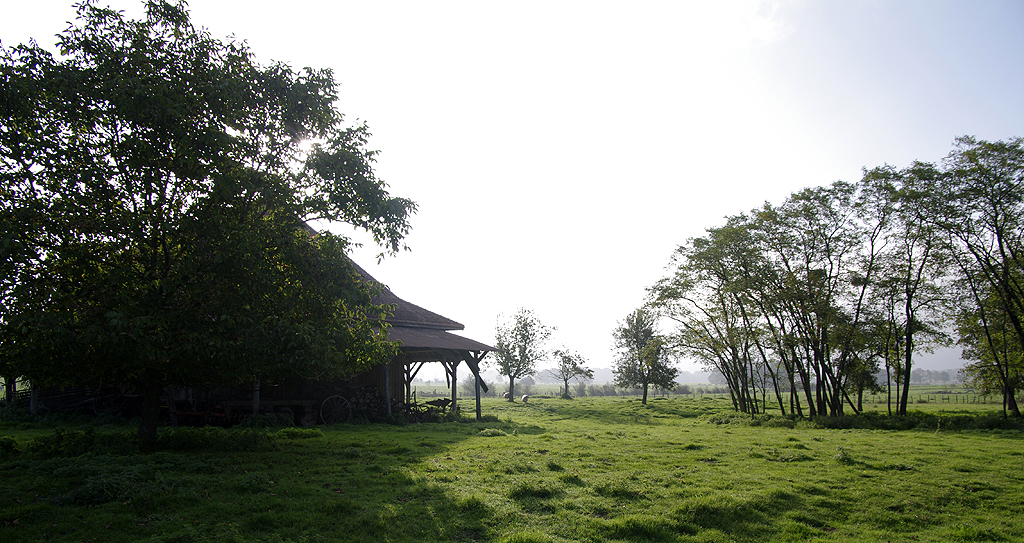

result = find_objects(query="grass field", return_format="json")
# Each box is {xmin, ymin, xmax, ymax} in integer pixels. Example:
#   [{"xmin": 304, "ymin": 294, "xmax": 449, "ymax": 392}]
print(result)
[{"xmin": 0, "ymin": 396, "xmax": 1021, "ymax": 542}]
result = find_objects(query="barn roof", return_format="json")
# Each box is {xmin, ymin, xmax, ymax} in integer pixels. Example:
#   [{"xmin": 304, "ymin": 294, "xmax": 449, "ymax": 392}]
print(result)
[
  {"xmin": 348, "ymin": 260, "xmax": 466, "ymax": 331},
  {"xmin": 347, "ymin": 259, "xmax": 496, "ymax": 352}
]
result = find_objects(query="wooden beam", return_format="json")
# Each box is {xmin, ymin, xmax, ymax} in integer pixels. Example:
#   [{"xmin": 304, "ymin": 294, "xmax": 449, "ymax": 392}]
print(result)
[
  {"xmin": 465, "ymin": 351, "xmax": 490, "ymax": 393},
  {"xmin": 450, "ymin": 358, "xmax": 458, "ymax": 413},
  {"xmin": 472, "ymin": 351, "xmax": 485, "ymax": 420}
]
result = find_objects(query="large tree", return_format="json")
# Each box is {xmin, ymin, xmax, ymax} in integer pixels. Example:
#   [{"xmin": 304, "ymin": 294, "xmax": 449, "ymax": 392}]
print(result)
[
  {"xmin": 0, "ymin": 1, "xmax": 415, "ymax": 441},
  {"xmin": 612, "ymin": 308, "xmax": 677, "ymax": 404},
  {"xmin": 491, "ymin": 308, "xmax": 552, "ymax": 399}
]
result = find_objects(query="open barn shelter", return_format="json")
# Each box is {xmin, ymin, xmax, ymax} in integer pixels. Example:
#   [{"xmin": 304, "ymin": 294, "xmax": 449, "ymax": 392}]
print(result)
[{"xmin": 349, "ymin": 260, "xmax": 496, "ymax": 420}]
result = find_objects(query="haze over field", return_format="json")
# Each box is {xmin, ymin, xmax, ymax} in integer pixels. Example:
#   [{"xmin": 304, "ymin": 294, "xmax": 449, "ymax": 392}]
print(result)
[{"xmin": 4, "ymin": 1, "xmax": 1022, "ymax": 379}]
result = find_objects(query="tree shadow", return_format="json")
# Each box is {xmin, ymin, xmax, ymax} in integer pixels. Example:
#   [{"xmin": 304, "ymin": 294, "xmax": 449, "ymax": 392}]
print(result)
[{"xmin": 0, "ymin": 421, "xmax": 507, "ymax": 542}]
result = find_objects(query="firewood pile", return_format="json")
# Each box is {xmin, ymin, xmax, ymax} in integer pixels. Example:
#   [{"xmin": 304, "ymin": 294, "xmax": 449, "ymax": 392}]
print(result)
[{"xmin": 346, "ymin": 386, "xmax": 386, "ymax": 417}]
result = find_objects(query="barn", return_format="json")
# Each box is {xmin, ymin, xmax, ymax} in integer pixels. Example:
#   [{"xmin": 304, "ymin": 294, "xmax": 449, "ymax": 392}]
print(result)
[{"xmin": 14, "ymin": 259, "xmax": 497, "ymax": 426}]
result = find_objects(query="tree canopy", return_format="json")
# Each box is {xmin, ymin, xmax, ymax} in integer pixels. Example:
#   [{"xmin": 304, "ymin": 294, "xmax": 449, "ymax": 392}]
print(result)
[
  {"xmin": 491, "ymin": 308, "xmax": 553, "ymax": 399},
  {"xmin": 0, "ymin": 0, "xmax": 416, "ymax": 440},
  {"xmin": 612, "ymin": 308, "xmax": 677, "ymax": 404},
  {"xmin": 548, "ymin": 349, "xmax": 593, "ymax": 399}
]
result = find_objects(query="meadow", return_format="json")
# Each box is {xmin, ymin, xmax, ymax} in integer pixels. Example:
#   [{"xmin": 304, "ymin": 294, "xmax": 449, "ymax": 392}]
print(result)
[{"xmin": 0, "ymin": 395, "xmax": 1020, "ymax": 542}]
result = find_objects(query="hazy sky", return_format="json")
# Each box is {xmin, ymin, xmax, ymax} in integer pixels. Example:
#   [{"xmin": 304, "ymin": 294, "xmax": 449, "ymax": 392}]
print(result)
[{"xmin": 4, "ymin": 1, "xmax": 1023, "ymax": 378}]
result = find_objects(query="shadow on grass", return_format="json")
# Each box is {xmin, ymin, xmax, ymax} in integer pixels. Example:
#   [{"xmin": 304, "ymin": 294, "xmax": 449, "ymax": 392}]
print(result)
[{"xmin": 0, "ymin": 419, "xmax": 518, "ymax": 542}]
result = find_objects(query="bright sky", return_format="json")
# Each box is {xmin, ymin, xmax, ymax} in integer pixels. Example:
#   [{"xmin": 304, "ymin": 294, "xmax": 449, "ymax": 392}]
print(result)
[{"xmin": 4, "ymin": 1, "xmax": 1023, "ymax": 379}]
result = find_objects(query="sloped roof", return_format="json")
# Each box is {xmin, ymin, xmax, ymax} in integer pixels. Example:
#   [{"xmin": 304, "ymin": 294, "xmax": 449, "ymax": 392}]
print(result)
[
  {"xmin": 348, "ymin": 260, "xmax": 466, "ymax": 331},
  {"xmin": 385, "ymin": 327, "xmax": 495, "ymax": 352}
]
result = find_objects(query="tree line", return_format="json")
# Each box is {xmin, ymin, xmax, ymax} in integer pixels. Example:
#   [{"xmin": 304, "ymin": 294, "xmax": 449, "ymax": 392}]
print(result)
[{"xmin": 648, "ymin": 136, "xmax": 1023, "ymax": 418}]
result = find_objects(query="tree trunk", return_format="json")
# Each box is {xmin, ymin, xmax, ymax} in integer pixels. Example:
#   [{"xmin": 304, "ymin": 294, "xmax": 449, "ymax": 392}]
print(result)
[
  {"xmin": 4, "ymin": 376, "xmax": 14, "ymax": 406},
  {"xmin": 899, "ymin": 339, "xmax": 913, "ymax": 416},
  {"xmin": 29, "ymin": 381, "xmax": 38, "ymax": 415},
  {"xmin": 508, "ymin": 376, "xmax": 515, "ymax": 400},
  {"xmin": 137, "ymin": 381, "xmax": 165, "ymax": 445},
  {"xmin": 641, "ymin": 377, "xmax": 649, "ymax": 405}
]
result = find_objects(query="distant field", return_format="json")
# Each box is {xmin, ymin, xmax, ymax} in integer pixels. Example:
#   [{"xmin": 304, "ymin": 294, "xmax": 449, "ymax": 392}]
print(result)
[
  {"xmin": 413, "ymin": 382, "xmax": 1018, "ymax": 412},
  {"xmin": 0, "ymin": 396, "xmax": 1020, "ymax": 542}
]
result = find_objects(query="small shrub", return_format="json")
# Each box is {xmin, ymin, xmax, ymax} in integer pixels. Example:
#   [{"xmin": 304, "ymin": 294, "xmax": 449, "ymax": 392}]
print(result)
[
  {"xmin": 67, "ymin": 469, "xmax": 152, "ymax": 505},
  {"xmin": 833, "ymin": 447, "xmax": 855, "ymax": 465},
  {"xmin": 509, "ymin": 481, "xmax": 556, "ymax": 499},
  {"xmin": 276, "ymin": 427, "xmax": 323, "ymax": 439},
  {"xmin": 479, "ymin": 428, "xmax": 508, "ymax": 437},
  {"xmin": 155, "ymin": 427, "xmax": 278, "ymax": 452},
  {"xmin": 0, "ymin": 435, "xmax": 19, "ymax": 456},
  {"xmin": 558, "ymin": 473, "xmax": 585, "ymax": 486},
  {"xmin": 239, "ymin": 472, "xmax": 273, "ymax": 492},
  {"xmin": 26, "ymin": 427, "xmax": 137, "ymax": 458}
]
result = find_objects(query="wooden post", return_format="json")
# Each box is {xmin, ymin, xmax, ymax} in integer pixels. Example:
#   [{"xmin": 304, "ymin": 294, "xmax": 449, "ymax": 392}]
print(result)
[
  {"xmin": 450, "ymin": 359, "xmax": 457, "ymax": 413},
  {"xmin": 384, "ymin": 362, "xmax": 392, "ymax": 417},
  {"xmin": 475, "ymin": 369, "xmax": 482, "ymax": 421}
]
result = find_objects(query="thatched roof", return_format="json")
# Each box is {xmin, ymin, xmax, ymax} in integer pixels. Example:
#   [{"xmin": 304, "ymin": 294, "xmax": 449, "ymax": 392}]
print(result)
[{"xmin": 348, "ymin": 259, "xmax": 495, "ymax": 352}]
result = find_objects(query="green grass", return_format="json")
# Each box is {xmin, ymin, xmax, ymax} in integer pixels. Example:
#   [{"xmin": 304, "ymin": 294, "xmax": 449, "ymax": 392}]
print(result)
[{"xmin": 0, "ymin": 397, "xmax": 1020, "ymax": 542}]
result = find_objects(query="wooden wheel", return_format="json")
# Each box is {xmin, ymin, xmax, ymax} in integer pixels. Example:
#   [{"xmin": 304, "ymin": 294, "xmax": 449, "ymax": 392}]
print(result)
[{"xmin": 319, "ymin": 395, "xmax": 352, "ymax": 424}]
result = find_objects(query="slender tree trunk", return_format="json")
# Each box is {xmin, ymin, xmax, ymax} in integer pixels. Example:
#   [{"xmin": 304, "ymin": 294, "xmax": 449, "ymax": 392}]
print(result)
[
  {"xmin": 900, "ymin": 330, "xmax": 913, "ymax": 416},
  {"xmin": 137, "ymin": 380, "xmax": 164, "ymax": 445},
  {"xmin": 4, "ymin": 376, "xmax": 14, "ymax": 406},
  {"xmin": 792, "ymin": 345, "xmax": 815, "ymax": 417},
  {"xmin": 508, "ymin": 376, "xmax": 515, "ymax": 401},
  {"xmin": 886, "ymin": 361, "xmax": 893, "ymax": 416}
]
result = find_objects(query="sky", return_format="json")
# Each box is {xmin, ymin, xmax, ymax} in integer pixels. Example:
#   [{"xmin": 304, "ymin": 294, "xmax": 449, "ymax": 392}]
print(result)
[{"xmin": 3, "ymin": 1, "xmax": 1023, "ymax": 379}]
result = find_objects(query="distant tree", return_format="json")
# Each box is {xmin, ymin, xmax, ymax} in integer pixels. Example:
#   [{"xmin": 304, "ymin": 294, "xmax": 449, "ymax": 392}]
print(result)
[
  {"xmin": 612, "ymin": 309, "xmax": 677, "ymax": 404},
  {"xmin": 491, "ymin": 309, "xmax": 553, "ymax": 400},
  {"xmin": 548, "ymin": 350, "xmax": 594, "ymax": 398},
  {"xmin": 0, "ymin": 1, "xmax": 414, "ymax": 442}
]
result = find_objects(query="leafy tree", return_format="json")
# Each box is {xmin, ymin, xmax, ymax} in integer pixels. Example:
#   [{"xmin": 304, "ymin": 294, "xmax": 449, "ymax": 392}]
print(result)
[
  {"xmin": 491, "ymin": 308, "xmax": 553, "ymax": 399},
  {"xmin": 649, "ymin": 217, "xmax": 778, "ymax": 414},
  {"xmin": 956, "ymin": 273, "xmax": 1023, "ymax": 417},
  {"xmin": 933, "ymin": 137, "xmax": 1019, "ymax": 403},
  {"xmin": 860, "ymin": 163, "xmax": 951, "ymax": 414},
  {"xmin": 612, "ymin": 308, "xmax": 677, "ymax": 404},
  {"xmin": 548, "ymin": 349, "xmax": 593, "ymax": 398},
  {"xmin": 0, "ymin": 1, "xmax": 414, "ymax": 441}
]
